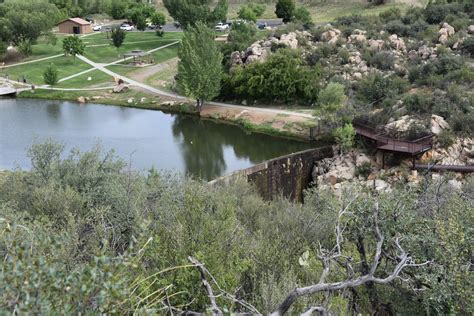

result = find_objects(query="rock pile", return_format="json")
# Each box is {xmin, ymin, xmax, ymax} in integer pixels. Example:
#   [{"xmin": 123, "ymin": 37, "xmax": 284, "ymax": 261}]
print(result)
[
  {"xmin": 348, "ymin": 29, "xmax": 367, "ymax": 44},
  {"xmin": 321, "ymin": 28, "xmax": 341, "ymax": 44},
  {"xmin": 438, "ymin": 22, "xmax": 455, "ymax": 44},
  {"xmin": 229, "ymin": 31, "xmax": 308, "ymax": 68}
]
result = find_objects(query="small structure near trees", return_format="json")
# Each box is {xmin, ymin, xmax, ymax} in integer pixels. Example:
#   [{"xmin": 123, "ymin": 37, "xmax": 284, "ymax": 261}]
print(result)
[
  {"xmin": 57, "ymin": 18, "xmax": 92, "ymax": 35},
  {"xmin": 122, "ymin": 50, "xmax": 153, "ymax": 66}
]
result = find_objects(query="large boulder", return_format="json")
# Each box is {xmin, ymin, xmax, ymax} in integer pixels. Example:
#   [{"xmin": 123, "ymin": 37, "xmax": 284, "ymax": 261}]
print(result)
[
  {"xmin": 113, "ymin": 83, "xmax": 129, "ymax": 93},
  {"xmin": 469, "ymin": 25, "xmax": 474, "ymax": 34},
  {"xmin": 321, "ymin": 28, "xmax": 341, "ymax": 44},
  {"xmin": 385, "ymin": 115, "xmax": 419, "ymax": 132},
  {"xmin": 368, "ymin": 39, "xmax": 385, "ymax": 51},
  {"xmin": 280, "ymin": 32, "xmax": 298, "ymax": 49},
  {"xmin": 348, "ymin": 29, "xmax": 367, "ymax": 44},
  {"xmin": 388, "ymin": 34, "xmax": 406, "ymax": 52},
  {"xmin": 417, "ymin": 45, "xmax": 436, "ymax": 60},
  {"xmin": 230, "ymin": 51, "xmax": 243, "ymax": 68},
  {"xmin": 438, "ymin": 22, "xmax": 455, "ymax": 44},
  {"xmin": 431, "ymin": 114, "xmax": 450, "ymax": 135}
]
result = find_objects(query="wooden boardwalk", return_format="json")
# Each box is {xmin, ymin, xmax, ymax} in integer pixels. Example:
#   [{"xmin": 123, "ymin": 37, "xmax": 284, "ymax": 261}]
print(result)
[{"xmin": 353, "ymin": 119, "xmax": 434, "ymax": 156}]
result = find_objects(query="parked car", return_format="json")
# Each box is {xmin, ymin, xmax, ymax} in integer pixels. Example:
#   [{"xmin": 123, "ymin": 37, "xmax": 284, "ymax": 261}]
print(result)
[
  {"xmin": 146, "ymin": 22, "xmax": 162, "ymax": 30},
  {"xmin": 92, "ymin": 24, "xmax": 102, "ymax": 31},
  {"xmin": 215, "ymin": 22, "xmax": 229, "ymax": 32},
  {"xmin": 257, "ymin": 22, "xmax": 267, "ymax": 30},
  {"xmin": 120, "ymin": 24, "xmax": 134, "ymax": 31}
]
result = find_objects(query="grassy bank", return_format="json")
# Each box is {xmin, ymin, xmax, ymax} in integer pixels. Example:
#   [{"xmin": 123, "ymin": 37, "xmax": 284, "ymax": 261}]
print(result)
[{"xmin": 18, "ymin": 89, "xmax": 318, "ymax": 141}]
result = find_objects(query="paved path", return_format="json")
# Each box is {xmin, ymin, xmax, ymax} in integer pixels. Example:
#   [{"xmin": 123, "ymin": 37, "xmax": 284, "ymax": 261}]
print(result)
[
  {"xmin": 76, "ymin": 54, "xmax": 314, "ymax": 119},
  {"xmin": 58, "ymin": 41, "xmax": 181, "ymax": 84},
  {"xmin": 1, "ymin": 54, "xmax": 63, "ymax": 68}
]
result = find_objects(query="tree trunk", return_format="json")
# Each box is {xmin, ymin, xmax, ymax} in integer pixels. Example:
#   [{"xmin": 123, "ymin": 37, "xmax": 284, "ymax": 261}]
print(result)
[
  {"xmin": 196, "ymin": 99, "xmax": 203, "ymax": 114},
  {"xmin": 356, "ymin": 235, "xmax": 380, "ymax": 314}
]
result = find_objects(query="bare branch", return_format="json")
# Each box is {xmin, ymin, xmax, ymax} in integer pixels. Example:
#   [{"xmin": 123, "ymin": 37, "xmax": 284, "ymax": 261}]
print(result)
[
  {"xmin": 271, "ymin": 201, "xmax": 430, "ymax": 316},
  {"xmin": 301, "ymin": 306, "xmax": 329, "ymax": 316},
  {"xmin": 188, "ymin": 256, "xmax": 261, "ymax": 315},
  {"xmin": 188, "ymin": 256, "xmax": 222, "ymax": 316}
]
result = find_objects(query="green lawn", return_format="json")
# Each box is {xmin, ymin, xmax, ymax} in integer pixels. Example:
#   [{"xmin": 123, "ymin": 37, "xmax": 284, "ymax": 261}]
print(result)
[
  {"xmin": 106, "ymin": 44, "xmax": 179, "ymax": 79},
  {"xmin": 83, "ymin": 39, "xmax": 179, "ymax": 64},
  {"xmin": 145, "ymin": 61, "xmax": 177, "ymax": 93},
  {"xmin": 151, "ymin": 44, "xmax": 179, "ymax": 64},
  {"xmin": 57, "ymin": 69, "xmax": 114, "ymax": 89},
  {"xmin": 0, "ymin": 56, "xmax": 91, "ymax": 85},
  {"xmin": 105, "ymin": 64, "xmax": 140, "ymax": 77}
]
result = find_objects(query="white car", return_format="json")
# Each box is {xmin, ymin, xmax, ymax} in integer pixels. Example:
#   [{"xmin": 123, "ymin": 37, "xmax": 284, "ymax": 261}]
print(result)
[
  {"xmin": 215, "ymin": 22, "xmax": 229, "ymax": 32},
  {"xmin": 120, "ymin": 24, "xmax": 134, "ymax": 31},
  {"xmin": 92, "ymin": 24, "xmax": 102, "ymax": 31}
]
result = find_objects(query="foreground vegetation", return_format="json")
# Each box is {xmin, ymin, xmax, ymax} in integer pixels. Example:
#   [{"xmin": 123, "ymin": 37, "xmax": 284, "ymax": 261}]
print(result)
[{"xmin": 0, "ymin": 142, "xmax": 472, "ymax": 314}]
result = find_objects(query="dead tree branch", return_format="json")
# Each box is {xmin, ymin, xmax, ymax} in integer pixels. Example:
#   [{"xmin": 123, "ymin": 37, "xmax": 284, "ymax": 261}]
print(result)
[
  {"xmin": 188, "ymin": 256, "xmax": 222, "ymax": 316},
  {"xmin": 271, "ymin": 202, "xmax": 431, "ymax": 316},
  {"xmin": 188, "ymin": 256, "xmax": 260, "ymax": 315}
]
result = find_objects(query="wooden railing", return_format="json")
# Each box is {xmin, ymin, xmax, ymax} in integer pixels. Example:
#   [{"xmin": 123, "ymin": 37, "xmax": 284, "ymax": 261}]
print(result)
[{"xmin": 353, "ymin": 118, "xmax": 434, "ymax": 156}]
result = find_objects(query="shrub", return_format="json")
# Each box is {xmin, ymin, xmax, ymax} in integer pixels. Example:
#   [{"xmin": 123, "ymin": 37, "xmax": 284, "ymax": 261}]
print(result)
[
  {"xmin": 17, "ymin": 40, "xmax": 33, "ymax": 57},
  {"xmin": 43, "ymin": 64, "xmax": 58, "ymax": 85},
  {"xmin": 238, "ymin": 5, "xmax": 258, "ymax": 22},
  {"xmin": 318, "ymin": 82, "xmax": 347, "ymax": 109},
  {"xmin": 293, "ymin": 6, "xmax": 313, "ymax": 28},
  {"xmin": 437, "ymin": 130, "xmax": 455, "ymax": 149},
  {"xmin": 445, "ymin": 12, "xmax": 470, "ymax": 31},
  {"xmin": 155, "ymin": 30, "xmax": 164, "ymax": 37},
  {"xmin": 403, "ymin": 93, "xmax": 431, "ymax": 113},
  {"xmin": 379, "ymin": 8, "xmax": 402, "ymax": 22},
  {"xmin": 364, "ymin": 50, "xmax": 395, "ymax": 70},
  {"xmin": 333, "ymin": 123, "xmax": 356, "ymax": 153},
  {"xmin": 357, "ymin": 72, "xmax": 408, "ymax": 105},
  {"xmin": 424, "ymin": 3, "xmax": 463, "ymax": 24},
  {"xmin": 226, "ymin": 49, "xmax": 322, "ymax": 104},
  {"xmin": 306, "ymin": 44, "xmax": 337, "ymax": 66},
  {"xmin": 338, "ymin": 47, "xmax": 350, "ymax": 64},
  {"xmin": 449, "ymin": 111, "xmax": 474, "ymax": 135},
  {"xmin": 401, "ymin": 7, "xmax": 424, "ymax": 25},
  {"xmin": 405, "ymin": 122, "xmax": 431, "ymax": 141},
  {"xmin": 384, "ymin": 20, "xmax": 409, "ymax": 37},
  {"xmin": 407, "ymin": 19, "xmax": 429, "ymax": 39},
  {"xmin": 275, "ymin": 0, "xmax": 295, "ymax": 23},
  {"xmin": 355, "ymin": 161, "xmax": 372, "ymax": 179},
  {"xmin": 461, "ymin": 36, "xmax": 474, "ymax": 57}
]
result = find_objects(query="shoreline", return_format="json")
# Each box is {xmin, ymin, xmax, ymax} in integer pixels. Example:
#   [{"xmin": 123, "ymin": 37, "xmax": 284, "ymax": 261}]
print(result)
[{"xmin": 17, "ymin": 88, "xmax": 326, "ymax": 143}]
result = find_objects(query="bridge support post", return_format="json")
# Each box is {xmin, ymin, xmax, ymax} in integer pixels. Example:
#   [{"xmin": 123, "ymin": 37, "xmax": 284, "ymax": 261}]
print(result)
[{"xmin": 376, "ymin": 151, "xmax": 385, "ymax": 169}]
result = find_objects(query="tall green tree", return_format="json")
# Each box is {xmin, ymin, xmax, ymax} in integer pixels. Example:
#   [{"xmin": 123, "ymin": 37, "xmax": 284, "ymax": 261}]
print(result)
[
  {"xmin": 111, "ymin": 27, "xmax": 126, "ymax": 54},
  {"xmin": 163, "ymin": 0, "xmax": 228, "ymax": 29},
  {"xmin": 178, "ymin": 22, "xmax": 223, "ymax": 112},
  {"xmin": 0, "ymin": 0, "xmax": 61, "ymax": 56},
  {"xmin": 62, "ymin": 36, "xmax": 85, "ymax": 61},
  {"xmin": 293, "ymin": 6, "xmax": 313, "ymax": 28},
  {"xmin": 151, "ymin": 11, "xmax": 166, "ymax": 27},
  {"xmin": 275, "ymin": 0, "xmax": 295, "ymax": 23}
]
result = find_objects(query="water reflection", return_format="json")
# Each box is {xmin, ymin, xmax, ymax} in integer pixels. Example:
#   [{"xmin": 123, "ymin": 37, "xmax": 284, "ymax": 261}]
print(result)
[{"xmin": 0, "ymin": 99, "xmax": 315, "ymax": 180}]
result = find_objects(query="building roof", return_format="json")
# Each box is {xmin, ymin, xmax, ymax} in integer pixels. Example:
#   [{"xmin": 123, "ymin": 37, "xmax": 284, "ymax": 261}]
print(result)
[{"xmin": 58, "ymin": 18, "xmax": 91, "ymax": 26}]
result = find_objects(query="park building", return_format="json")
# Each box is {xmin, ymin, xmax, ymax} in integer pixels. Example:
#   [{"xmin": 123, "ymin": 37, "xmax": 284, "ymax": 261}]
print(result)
[{"xmin": 57, "ymin": 18, "xmax": 92, "ymax": 35}]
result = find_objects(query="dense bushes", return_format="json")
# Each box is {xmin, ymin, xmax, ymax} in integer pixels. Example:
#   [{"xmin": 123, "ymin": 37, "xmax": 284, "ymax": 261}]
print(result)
[
  {"xmin": 223, "ymin": 49, "xmax": 322, "ymax": 104},
  {"xmin": 356, "ymin": 72, "xmax": 408, "ymax": 105},
  {"xmin": 0, "ymin": 143, "xmax": 472, "ymax": 314}
]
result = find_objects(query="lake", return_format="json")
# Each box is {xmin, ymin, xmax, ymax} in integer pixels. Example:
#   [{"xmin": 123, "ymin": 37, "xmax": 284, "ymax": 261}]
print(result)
[{"xmin": 0, "ymin": 99, "xmax": 315, "ymax": 180}]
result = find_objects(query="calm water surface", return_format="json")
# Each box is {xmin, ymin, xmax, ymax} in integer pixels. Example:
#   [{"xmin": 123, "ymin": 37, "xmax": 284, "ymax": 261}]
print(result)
[{"xmin": 0, "ymin": 99, "xmax": 314, "ymax": 180}]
